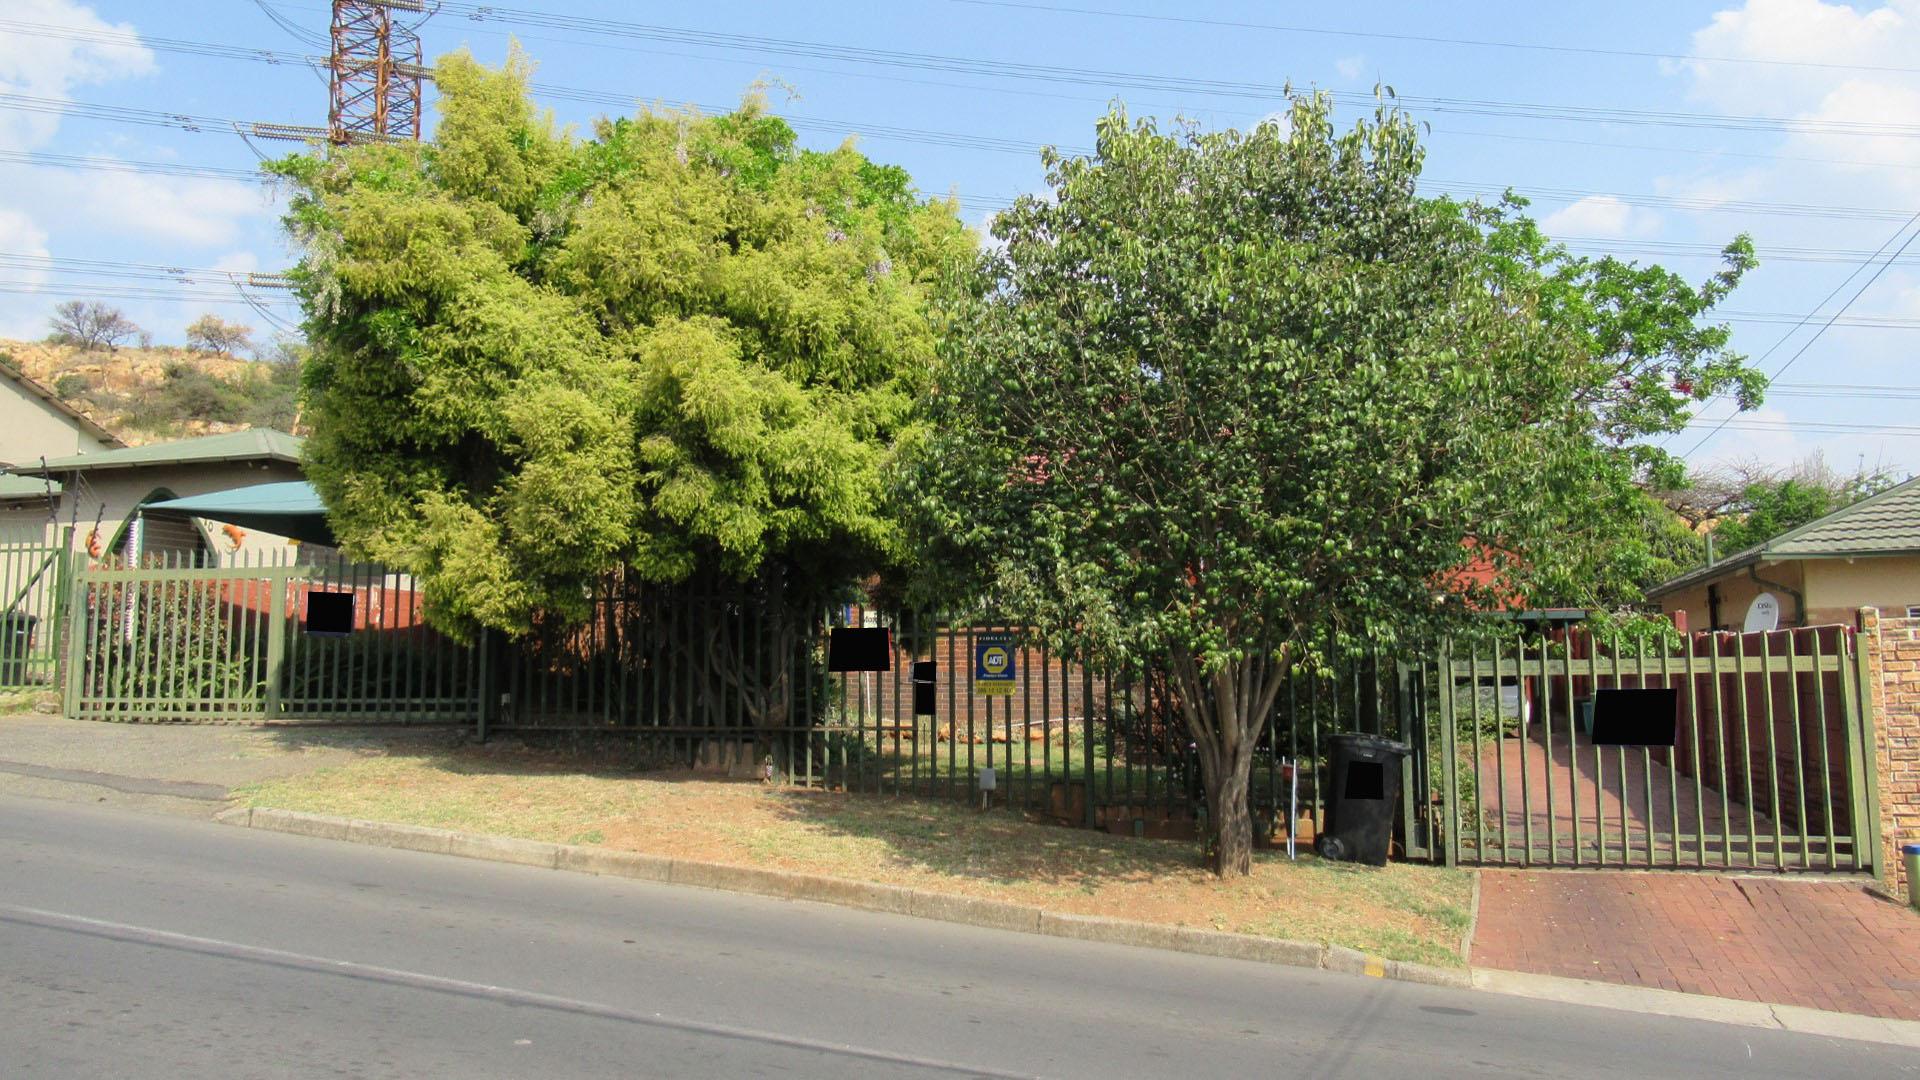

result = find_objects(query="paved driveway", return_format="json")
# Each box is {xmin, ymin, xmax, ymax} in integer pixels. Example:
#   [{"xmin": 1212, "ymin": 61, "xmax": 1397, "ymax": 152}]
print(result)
[
  {"xmin": 1473, "ymin": 869, "xmax": 1920, "ymax": 1020},
  {"xmin": 0, "ymin": 712, "xmax": 418, "ymax": 814}
]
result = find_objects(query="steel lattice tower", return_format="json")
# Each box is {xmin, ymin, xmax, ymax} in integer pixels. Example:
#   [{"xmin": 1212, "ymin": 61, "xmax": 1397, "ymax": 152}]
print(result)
[{"xmin": 328, "ymin": 0, "xmax": 425, "ymax": 144}]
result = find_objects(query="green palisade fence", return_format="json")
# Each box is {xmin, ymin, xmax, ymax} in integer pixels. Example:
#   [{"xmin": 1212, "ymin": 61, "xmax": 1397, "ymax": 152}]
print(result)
[
  {"xmin": 486, "ymin": 583, "xmax": 1427, "ymax": 858},
  {"xmin": 63, "ymin": 551, "xmax": 1879, "ymax": 874}
]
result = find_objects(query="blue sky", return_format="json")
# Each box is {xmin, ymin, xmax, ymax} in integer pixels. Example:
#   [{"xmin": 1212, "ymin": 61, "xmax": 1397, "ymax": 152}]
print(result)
[{"xmin": 2, "ymin": 0, "xmax": 1916, "ymax": 477}]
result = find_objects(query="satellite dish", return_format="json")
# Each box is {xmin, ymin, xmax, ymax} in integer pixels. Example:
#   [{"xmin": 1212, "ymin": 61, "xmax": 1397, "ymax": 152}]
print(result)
[{"xmin": 1743, "ymin": 592, "xmax": 1780, "ymax": 633}]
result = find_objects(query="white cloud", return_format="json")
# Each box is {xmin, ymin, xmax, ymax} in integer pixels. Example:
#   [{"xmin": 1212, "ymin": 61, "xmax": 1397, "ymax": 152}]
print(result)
[
  {"xmin": 0, "ymin": 0, "xmax": 156, "ymax": 152},
  {"xmin": 78, "ymin": 171, "xmax": 269, "ymax": 247},
  {"xmin": 1539, "ymin": 195, "xmax": 1663, "ymax": 239},
  {"xmin": 1697, "ymin": 405, "xmax": 1806, "ymax": 469},
  {"xmin": 1686, "ymin": 2, "xmax": 1920, "ymax": 198},
  {"xmin": 210, "ymin": 251, "xmax": 262, "ymax": 276},
  {"xmin": 1888, "ymin": 279, "xmax": 1920, "ymax": 318},
  {"xmin": 0, "ymin": 209, "xmax": 51, "ymax": 338},
  {"xmin": 1687, "ymin": 0, "xmax": 1914, "ymax": 108},
  {"xmin": 1335, "ymin": 55, "xmax": 1367, "ymax": 80}
]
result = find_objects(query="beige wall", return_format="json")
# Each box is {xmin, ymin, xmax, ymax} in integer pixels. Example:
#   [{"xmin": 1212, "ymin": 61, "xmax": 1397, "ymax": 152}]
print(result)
[
  {"xmin": 0, "ymin": 381, "xmax": 112, "ymax": 468},
  {"xmin": 1658, "ymin": 554, "xmax": 1920, "ymax": 631},
  {"xmin": 1656, "ymin": 558, "xmax": 1807, "ymax": 632},
  {"xmin": 1803, "ymin": 556, "xmax": 1920, "ymax": 626},
  {"xmin": 0, "ymin": 502, "xmax": 60, "ymax": 546},
  {"xmin": 23, "ymin": 460, "xmax": 308, "ymax": 565}
]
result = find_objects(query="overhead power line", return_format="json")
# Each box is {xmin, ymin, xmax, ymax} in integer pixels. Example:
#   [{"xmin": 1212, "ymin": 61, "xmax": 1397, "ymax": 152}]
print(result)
[
  {"xmin": 15, "ymin": 18, "xmax": 1920, "ymax": 200},
  {"xmin": 1560, "ymin": 237, "xmax": 1920, "ymax": 266},
  {"xmin": 1678, "ymin": 212, "xmax": 1920, "ymax": 458},
  {"xmin": 1714, "ymin": 418, "xmax": 1920, "ymax": 437},
  {"xmin": 1768, "ymin": 383, "xmax": 1920, "ymax": 399},
  {"xmin": 405, "ymin": 1, "xmax": 1920, "ymax": 140},
  {"xmin": 947, "ymin": 0, "xmax": 1920, "ymax": 76},
  {"xmin": 250, "ymin": 0, "xmax": 330, "ymax": 49},
  {"xmin": 0, "ymin": 280, "xmax": 297, "ymax": 306},
  {"xmin": 81, "ymin": 5, "xmax": 1912, "ymax": 143},
  {"xmin": 0, "ymin": 150, "xmax": 269, "ymax": 184},
  {"xmin": 0, "ymin": 251, "xmax": 291, "ymax": 287}
]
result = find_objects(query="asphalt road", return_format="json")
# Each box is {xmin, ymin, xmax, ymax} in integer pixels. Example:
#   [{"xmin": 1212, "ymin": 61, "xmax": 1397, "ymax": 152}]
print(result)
[{"xmin": 2, "ymin": 795, "xmax": 1915, "ymax": 1079}]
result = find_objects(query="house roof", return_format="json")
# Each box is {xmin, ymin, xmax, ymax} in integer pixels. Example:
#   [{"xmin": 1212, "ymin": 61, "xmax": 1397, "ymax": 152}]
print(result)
[
  {"xmin": 143, "ymin": 480, "xmax": 334, "ymax": 547},
  {"xmin": 0, "ymin": 472, "xmax": 61, "ymax": 500},
  {"xmin": 15, "ymin": 429, "xmax": 304, "ymax": 475},
  {"xmin": 1646, "ymin": 474, "xmax": 1920, "ymax": 599},
  {"xmin": 0, "ymin": 364, "xmax": 124, "ymax": 453}
]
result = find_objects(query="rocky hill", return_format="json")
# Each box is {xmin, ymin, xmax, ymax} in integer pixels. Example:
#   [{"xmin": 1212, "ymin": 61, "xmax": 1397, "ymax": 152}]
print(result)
[{"xmin": 0, "ymin": 338, "xmax": 301, "ymax": 446}]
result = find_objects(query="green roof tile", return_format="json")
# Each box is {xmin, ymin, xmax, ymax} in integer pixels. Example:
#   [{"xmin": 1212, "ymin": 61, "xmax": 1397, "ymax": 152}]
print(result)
[
  {"xmin": 15, "ymin": 429, "xmax": 303, "ymax": 474},
  {"xmin": 1646, "ymin": 474, "xmax": 1920, "ymax": 598}
]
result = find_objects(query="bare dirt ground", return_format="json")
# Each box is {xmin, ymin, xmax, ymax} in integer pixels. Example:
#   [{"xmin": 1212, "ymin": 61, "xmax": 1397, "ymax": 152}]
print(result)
[{"xmin": 238, "ymin": 736, "xmax": 1475, "ymax": 966}]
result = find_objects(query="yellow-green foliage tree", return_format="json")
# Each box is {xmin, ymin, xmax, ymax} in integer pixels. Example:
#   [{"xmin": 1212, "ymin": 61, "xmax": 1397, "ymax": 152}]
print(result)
[{"xmin": 271, "ymin": 51, "xmax": 972, "ymax": 644}]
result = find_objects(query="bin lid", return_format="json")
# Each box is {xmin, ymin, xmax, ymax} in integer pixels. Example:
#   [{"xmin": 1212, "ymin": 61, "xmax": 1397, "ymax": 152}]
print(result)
[
  {"xmin": 1904, "ymin": 843, "xmax": 1920, "ymax": 855},
  {"xmin": 1328, "ymin": 732, "xmax": 1411, "ymax": 755}
]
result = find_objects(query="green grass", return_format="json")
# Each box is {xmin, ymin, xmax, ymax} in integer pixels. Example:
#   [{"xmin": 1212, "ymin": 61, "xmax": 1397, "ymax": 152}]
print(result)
[{"xmin": 242, "ymin": 738, "xmax": 1476, "ymax": 966}]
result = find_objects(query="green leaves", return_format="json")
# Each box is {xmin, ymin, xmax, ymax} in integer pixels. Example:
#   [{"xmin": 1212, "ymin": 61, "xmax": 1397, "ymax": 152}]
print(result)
[
  {"xmin": 278, "ymin": 52, "xmax": 968, "ymax": 637},
  {"xmin": 902, "ymin": 94, "xmax": 1658, "ymax": 672}
]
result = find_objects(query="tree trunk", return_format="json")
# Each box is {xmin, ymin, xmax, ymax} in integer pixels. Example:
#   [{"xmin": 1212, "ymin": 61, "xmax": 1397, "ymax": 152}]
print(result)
[{"xmin": 1207, "ymin": 755, "xmax": 1254, "ymax": 875}]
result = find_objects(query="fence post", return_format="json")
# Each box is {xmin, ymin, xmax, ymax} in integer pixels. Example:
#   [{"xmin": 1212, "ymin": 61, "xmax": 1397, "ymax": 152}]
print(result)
[
  {"xmin": 1395, "ymin": 661, "xmax": 1421, "ymax": 859},
  {"xmin": 1082, "ymin": 665, "xmax": 1096, "ymax": 828},
  {"xmin": 263, "ymin": 573, "xmax": 287, "ymax": 720},
  {"xmin": 477, "ymin": 626, "xmax": 494, "ymax": 742},
  {"xmin": 61, "ymin": 559, "xmax": 87, "ymax": 719},
  {"xmin": 1438, "ymin": 639, "xmax": 1460, "ymax": 867},
  {"xmin": 50, "ymin": 527, "xmax": 73, "ymax": 709}
]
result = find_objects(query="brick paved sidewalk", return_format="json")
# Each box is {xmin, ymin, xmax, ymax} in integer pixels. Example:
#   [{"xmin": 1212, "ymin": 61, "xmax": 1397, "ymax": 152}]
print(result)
[{"xmin": 1471, "ymin": 870, "xmax": 1920, "ymax": 1020}]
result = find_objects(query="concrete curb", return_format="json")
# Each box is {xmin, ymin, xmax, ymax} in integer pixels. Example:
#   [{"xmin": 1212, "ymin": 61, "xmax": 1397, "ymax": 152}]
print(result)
[
  {"xmin": 215, "ymin": 806, "xmax": 1920, "ymax": 1046},
  {"xmin": 1460, "ymin": 870, "xmax": 1481, "ymax": 964},
  {"xmin": 217, "ymin": 805, "xmax": 1466, "ymax": 990},
  {"xmin": 1470, "ymin": 968, "xmax": 1920, "ymax": 1049}
]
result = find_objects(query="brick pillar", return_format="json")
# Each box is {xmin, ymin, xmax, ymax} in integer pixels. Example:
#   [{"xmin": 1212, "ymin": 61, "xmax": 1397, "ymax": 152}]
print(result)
[{"xmin": 1863, "ymin": 608, "xmax": 1920, "ymax": 902}]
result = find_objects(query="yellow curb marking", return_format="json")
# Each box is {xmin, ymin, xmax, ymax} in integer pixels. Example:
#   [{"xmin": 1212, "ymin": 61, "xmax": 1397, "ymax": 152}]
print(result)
[{"xmin": 1364, "ymin": 959, "xmax": 1385, "ymax": 978}]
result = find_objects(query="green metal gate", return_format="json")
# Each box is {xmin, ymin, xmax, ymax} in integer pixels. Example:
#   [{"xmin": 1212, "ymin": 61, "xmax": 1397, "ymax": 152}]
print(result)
[
  {"xmin": 1428, "ymin": 625, "xmax": 1877, "ymax": 874},
  {"xmin": 0, "ymin": 532, "xmax": 73, "ymax": 690},
  {"xmin": 64, "ymin": 549, "xmax": 481, "ymax": 722}
]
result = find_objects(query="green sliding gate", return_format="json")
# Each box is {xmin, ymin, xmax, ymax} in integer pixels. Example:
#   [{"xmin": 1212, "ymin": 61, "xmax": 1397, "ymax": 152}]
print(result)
[
  {"xmin": 0, "ymin": 533, "xmax": 72, "ymax": 690},
  {"xmin": 65, "ymin": 550, "xmax": 481, "ymax": 722},
  {"xmin": 1428, "ymin": 625, "xmax": 1877, "ymax": 874}
]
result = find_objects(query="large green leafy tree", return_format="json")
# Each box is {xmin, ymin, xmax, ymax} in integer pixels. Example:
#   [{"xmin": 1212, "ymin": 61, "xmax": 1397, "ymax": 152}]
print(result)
[
  {"xmin": 1477, "ymin": 203, "xmax": 1755, "ymax": 604},
  {"xmin": 273, "ymin": 50, "xmax": 970, "ymax": 683},
  {"xmin": 902, "ymin": 96, "xmax": 1755, "ymax": 875}
]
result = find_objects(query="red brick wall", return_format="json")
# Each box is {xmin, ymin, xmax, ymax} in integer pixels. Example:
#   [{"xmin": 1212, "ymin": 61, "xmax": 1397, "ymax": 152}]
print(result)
[
  {"xmin": 867, "ymin": 632, "xmax": 1113, "ymax": 737},
  {"xmin": 1866, "ymin": 610, "xmax": 1919, "ymax": 902},
  {"xmin": 1667, "ymin": 626, "xmax": 1856, "ymax": 839}
]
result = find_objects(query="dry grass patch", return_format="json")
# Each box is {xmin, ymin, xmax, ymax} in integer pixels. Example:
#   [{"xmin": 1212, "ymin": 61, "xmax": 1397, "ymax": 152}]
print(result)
[{"xmin": 242, "ymin": 741, "xmax": 1473, "ymax": 967}]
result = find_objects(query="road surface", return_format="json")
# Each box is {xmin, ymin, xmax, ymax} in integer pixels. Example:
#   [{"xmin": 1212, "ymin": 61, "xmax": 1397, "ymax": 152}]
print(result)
[{"xmin": 1, "ymin": 794, "xmax": 1913, "ymax": 1078}]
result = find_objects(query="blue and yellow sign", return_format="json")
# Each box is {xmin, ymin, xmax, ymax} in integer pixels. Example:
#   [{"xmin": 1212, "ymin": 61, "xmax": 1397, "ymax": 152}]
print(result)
[{"xmin": 974, "ymin": 635, "xmax": 1016, "ymax": 696}]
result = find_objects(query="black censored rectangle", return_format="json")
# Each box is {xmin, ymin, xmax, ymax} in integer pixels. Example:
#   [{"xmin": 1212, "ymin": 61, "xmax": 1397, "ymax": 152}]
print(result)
[
  {"xmin": 1344, "ymin": 760, "xmax": 1385, "ymax": 800},
  {"xmin": 1590, "ymin": 688, "xmax": 1678, "ymax": 746},
  {"xmin": 827, "ymin": 627, "xmax": 892, "ymax": 672},
  {"xmin": 305, "ymin": 591, "xmax": 354, "ymax": 637},
  {"xmin": 912, "ymin": 661, "xmax": 937, "ymax": 716}
]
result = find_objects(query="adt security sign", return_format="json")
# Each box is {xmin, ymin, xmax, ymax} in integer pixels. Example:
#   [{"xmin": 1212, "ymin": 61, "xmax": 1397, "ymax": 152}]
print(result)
[{"xmin": 975, "ymin": 635, "xmax": 1016, "ymax": 696}]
